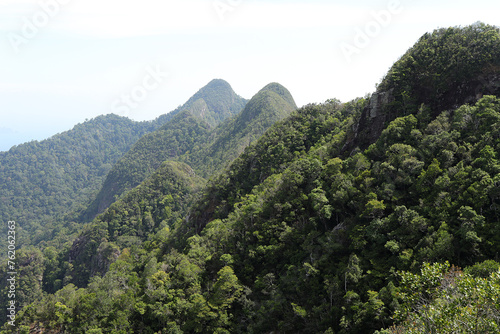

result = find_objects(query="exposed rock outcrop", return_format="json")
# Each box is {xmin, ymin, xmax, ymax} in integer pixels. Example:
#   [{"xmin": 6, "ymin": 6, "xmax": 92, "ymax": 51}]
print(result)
[{"xmin": 342, "ymin": 89, "xmax": 394, "ymax": 154}]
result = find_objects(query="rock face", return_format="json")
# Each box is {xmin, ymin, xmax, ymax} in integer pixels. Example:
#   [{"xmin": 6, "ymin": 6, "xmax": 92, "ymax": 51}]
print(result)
[
  {"xmin": 68, "ymin": 234, "xmax": 121, "ymax": 287},
  {"xmin": 91, "ymin": 241, "xmax": 121, "ymax": 278},
  {"xmin": 368, "ymin": 90, "xmax": 394, "ymax": 119},
  {"xmin": 342, "ymin": 89, "xmax": 394, "ymax": 154}
]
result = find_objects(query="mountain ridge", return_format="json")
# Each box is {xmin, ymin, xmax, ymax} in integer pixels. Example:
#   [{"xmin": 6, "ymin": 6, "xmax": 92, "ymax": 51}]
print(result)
[
  {"xmin": 81, "ymin": 79, "xmax": 248, "ymax": 220},
  {"xmin": 183, "ymin": 82, "xmax": 298, "ymax": 178}
]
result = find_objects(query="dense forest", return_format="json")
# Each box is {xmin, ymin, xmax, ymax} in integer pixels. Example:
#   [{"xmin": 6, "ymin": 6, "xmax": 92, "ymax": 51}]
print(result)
[
  {"xmin": 2, "ymin": 23, "xmax": 500, "ymax": 333},
  {"xmin": 0, "ymin": 114, "xmax": 171, "ymax": 252}
]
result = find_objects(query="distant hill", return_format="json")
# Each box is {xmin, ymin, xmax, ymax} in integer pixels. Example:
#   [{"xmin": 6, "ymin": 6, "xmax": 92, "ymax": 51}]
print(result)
[
  {"xmin": 179, "ymin": 78, "xmax": 248, "ymax": 128},
  {"xmin": 81, "ymin": 110, "xmax": 213, "ymax": 220},
  {"xmin": 0, "ymin": 114, "xmax": 166, "ymax": 248}
]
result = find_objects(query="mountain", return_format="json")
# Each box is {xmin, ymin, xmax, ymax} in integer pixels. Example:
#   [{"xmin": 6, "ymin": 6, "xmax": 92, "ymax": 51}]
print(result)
[
  {"xmin": 186, "ymin": 97, "xmax": 345, "ymax": 234},
  {"xmin": 83, "ymin": 81, "xmax": 297, "ymax": 221},
  {"xmin": 4, "ymin": 23, "xmax": 500, "ymax": 334},
  {"xmin": 183, "ymin": 82, "xmax": 298, "ymax": 177},
  {"xmin": 82, "ymin": 79, "xmax": 247, "ymax": 220},
  {"xmin": 65, "ymin": 81, "xmax": 296, "ymax": 288},
  {"xmin": 0, "ymin": 114, "xmax": 167, "ymax": 250},
  {"xmin": 81, "ymin": 110, "xmax": 212, "ymax": 220}
]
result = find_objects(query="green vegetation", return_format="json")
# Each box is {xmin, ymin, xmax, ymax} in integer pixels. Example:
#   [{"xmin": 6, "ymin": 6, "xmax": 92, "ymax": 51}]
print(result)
[
  {"xmin": 379, "ymin": 22, "xmax": 500, "ymax": 113},
  {"xmin": 0, "ymin": 114, "xmax": 166, "ymax": 251},
  {"xmin": 2, "ymin": 23, "xmax": 500, "ymax": 334},
  {"xmin": 68, "ymin": 161, "xmax": 205, "ymax": 288},
  {"xmin": 0, "ymin": 79, "xmax": 297, "ymax": 328},
  {"xmin": 389, "ymin": 262, "xmax": 500, "ymax": 333},
  {"xmin": 85, "ymin": 81, "xmax": 295, "ymax": 220},
  {"xmin": 180, "ymin": 78, "xmax": 248, "ymax": 128},
  {"xmin": 82, "ymin": 110, "xmax": 212, "ymax": 220}
]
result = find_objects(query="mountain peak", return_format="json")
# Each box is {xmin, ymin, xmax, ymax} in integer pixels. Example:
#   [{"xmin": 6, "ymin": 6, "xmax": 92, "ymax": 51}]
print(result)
[
  {"xmin": 180, "ymin": 79, "xmax": 247, "ymax": 127},
  {"xmin": 231, "ymin": 82, "xmax": 297, "ymax": 134},
  {"xmin": 204, "ymin": 78, "xmax": 232, "ymax": 90},
  {"xmin": 378, "ymin": 22, "xmax": 500, "ymax": 112},
  {"xmin": 258, "ymin": 82, "xmax": 297, "ymax": 109}
]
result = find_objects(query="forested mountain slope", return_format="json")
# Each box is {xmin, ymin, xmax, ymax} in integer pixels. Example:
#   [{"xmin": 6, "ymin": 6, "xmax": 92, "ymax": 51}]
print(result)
[
  {"xmin": 0, "ymin": 114, "xmax": 167, "ymax": 249},
  {"xmin": 3, "ymin": 23, "xmax": 500, "ymax": 334},
  {"xmin": 84, "ymin": 81, "xmax": 295, "ymax": 220},
  {"xmin": 68, "ymin": 161, "xmax": 206, "ymax": 288},
  {"xmin": 82, "ymin": 110, "xmax": 213, "ymax": 220},
  {"xmin": 346, "ymin": 22, "xmax": 500, "ymax": 151},
  {"xmin": 178, "ymin": 78, "xmax": 248, "ymax": 128}
]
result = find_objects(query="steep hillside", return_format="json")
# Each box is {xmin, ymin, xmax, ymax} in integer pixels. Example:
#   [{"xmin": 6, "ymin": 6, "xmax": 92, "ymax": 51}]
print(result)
[
  {"xmin": 82, "ymin": 111, "xmax": 212, "ymax": 220},
  {"xmin": 186, "ymin": 97, "xmax": 355, "ymax": 233},
  {"xmin": 69, "ymin": 82, "xmax": 297, "ymax": 288},
  {"xmin": 0, "ymin": 160, "xmax": 204, "ymax": 320},
  {"xmin": 68, "ymin": 161, "xmax": 205, "ymax": 288}
]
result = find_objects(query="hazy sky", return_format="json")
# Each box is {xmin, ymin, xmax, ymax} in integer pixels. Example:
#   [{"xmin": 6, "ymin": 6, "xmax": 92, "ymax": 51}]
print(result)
[{"xmin": 0, "ymin": 0, "xmax": 498, "ymax": 151}]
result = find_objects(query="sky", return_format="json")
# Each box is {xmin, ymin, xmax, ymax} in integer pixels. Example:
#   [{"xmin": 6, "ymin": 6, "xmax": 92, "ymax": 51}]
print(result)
[{"xmin": 0, "ymin": 0, "xmax": 498, "ymax": 151}]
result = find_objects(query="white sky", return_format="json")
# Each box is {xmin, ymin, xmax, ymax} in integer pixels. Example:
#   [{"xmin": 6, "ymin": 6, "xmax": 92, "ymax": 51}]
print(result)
[{"xmin": 0, "ymin": 0, "xmax": 498, "ymax": 151}]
